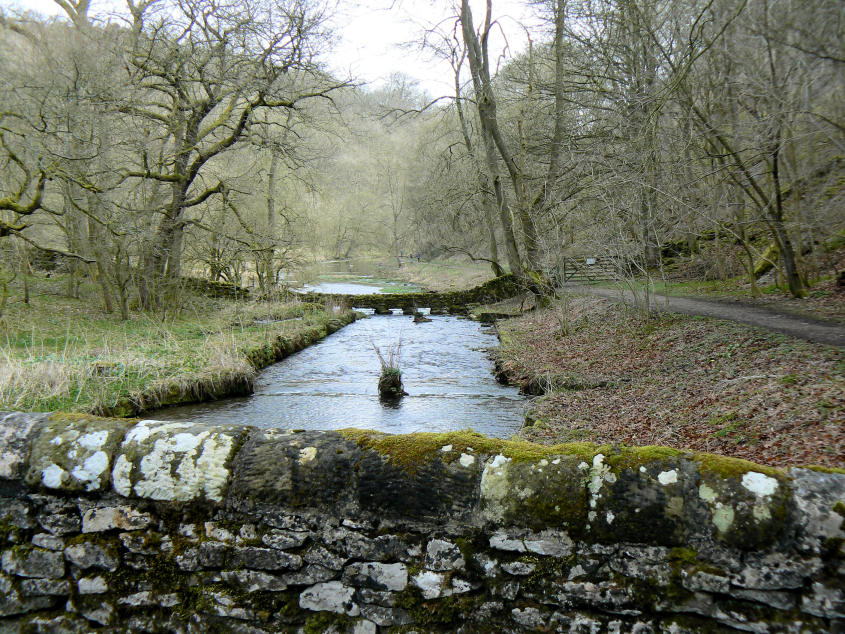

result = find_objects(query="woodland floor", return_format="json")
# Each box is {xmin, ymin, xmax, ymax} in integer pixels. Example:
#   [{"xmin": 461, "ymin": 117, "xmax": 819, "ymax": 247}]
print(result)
[{"xmin": 496, "ymin": 293, "xmax": 844, "ymax": 469}]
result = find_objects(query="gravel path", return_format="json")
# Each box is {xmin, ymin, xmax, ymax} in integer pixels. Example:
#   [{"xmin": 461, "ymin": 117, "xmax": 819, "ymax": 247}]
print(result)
[{"xmin": 567, "ymin": 285, "xmax": 845, "ymax": 347}]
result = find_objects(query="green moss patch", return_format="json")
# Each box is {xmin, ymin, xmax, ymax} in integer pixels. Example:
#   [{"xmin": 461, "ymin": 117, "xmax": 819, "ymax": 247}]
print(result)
[
  {"xmin": 693, "ymin": 452, "xmax": 783, "ymax": 479},
  {"xmin": 339, "ymin": 428, "xmax": 597, "ymax": 474}
]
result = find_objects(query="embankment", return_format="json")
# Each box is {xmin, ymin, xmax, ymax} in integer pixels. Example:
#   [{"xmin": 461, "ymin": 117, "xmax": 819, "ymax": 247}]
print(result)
[
  {"xmin": 95, "ymin": 311, "xmax": 360, "ymax": 418},
  {"xmin": 1, "ymin": 413, "xmax": 842, "ymax": 632}
]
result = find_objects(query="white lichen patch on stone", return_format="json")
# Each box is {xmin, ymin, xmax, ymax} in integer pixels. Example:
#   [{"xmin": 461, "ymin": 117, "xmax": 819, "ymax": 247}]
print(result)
[
  {"xmin": 639, "ymin": 466, "xmax": 647, "ymax": 473},
  {"xmin": 586, "ymin": 453, "xmax": 617, "ymax": 523},
  {"xmin": 741, "ymin": 472, "xmax": 779, "ymax": 498},
  {"xmin": 112, "ymin": 455, "xmax": 132, "ymax": 497},
  {"xmin": 588, "ymin": 454, "xmax": 616, "ymax": 495},
  {"xmin": 440, "ymin": 444, "xmax": 453, "ymax": 453},
  {"xmin": 70, "ymin": 451, "xmax": 109, "ymax": 491},
  {"xmin": 26, "ymin": 418, "xmax": 135, "ymax": 492},
  {"xmin": 753, "ymin": 505, "xmax": 772, "ymax": 522},
  {"xmin": 412, "ymin": 571, "xmax": 446, "ymax": 599},
  {"xmin": 41, "ymin": 463, "xmax": 67, "ymax": 488},
  {"xmin": 114, "ymin": 420, "xmax": 236, "ymax": 502},
  {"xmin": 658, "ymin": 470, "xmax": 678, "ymax": 486},
  {"xmin": 124, "ymin": 419, "xmax": 191, "ymax": 444},
  {"xmin": 699, "ymin": 484, "xmax": 717, "ymax": 503},
  {"xmin": 699, "ymin": 483, "xmax": 736, "ymax": 534},
  {"xmin": 480, "ymin": 455, "xmax": 514, "ymax": 521},
  {"xmin": 77, "ymin": 431, "xmax": 108, "ymax": 451},
  {"xmin": 712, "ymin": 505, "xmax": 735, "ymax": 533},
  {"xmin": 298, "ymin": 447, "xmax": 317, "ymax": 464},
  {"xmin": 459, "ymin": 453, "xmax": 475, "ymax": 468}
]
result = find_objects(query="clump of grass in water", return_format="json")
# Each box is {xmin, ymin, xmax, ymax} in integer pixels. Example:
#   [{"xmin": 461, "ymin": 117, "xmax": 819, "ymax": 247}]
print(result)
[{"xmin": 371, "ymin": 337, "xmax": 407, "ymax": 399}]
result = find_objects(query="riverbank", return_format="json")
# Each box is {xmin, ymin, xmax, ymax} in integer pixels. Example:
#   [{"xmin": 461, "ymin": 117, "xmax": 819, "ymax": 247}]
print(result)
[
  {"xmin": 496, "ymin": 292, "xmax": 843, "ymax": 469},
  {"xmin": 388, "ymin": 259, "xmax": 497, "ymax": 292},
  {"xmin": 0, "ymin": 273, "xmax": 358, "ymax": 417}
]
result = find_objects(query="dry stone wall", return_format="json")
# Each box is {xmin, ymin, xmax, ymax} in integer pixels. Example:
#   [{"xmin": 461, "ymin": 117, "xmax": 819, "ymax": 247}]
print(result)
[
  {"xmin": 0, "ymin": 411, "xmax": 843, "ymax": 633},
  {"xmin": 300, "ymin": 274, "xmax": 523, "ymax": 315}
]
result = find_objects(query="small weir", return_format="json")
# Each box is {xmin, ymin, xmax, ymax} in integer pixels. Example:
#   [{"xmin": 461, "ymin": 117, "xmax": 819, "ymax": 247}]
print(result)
[{"xmin": 154, "ymin": 280, "xmax": 527, "ymax": 436}]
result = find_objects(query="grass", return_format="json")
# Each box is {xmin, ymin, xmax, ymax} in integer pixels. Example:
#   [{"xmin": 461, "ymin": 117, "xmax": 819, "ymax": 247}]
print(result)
[
  {"xmin": 498, "ymin": 292, "xmax": 844, "ymax": 469},
  {"xmin": 0, "ymin": 272, "xmax": 354, "ymax": 415},
  {"xmin": 389, "ymin": 259, "xmax": 498, "ymax": 292}
]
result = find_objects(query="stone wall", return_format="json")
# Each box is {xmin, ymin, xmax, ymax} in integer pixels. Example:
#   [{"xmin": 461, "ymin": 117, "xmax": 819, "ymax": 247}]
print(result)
[
  {"xmin": 0, "ymin": 412, "xmax": 842, "ymax": 633},
  {"xmin": 301, "ymin": 274, "xmax": 523, "ymax": 314}
]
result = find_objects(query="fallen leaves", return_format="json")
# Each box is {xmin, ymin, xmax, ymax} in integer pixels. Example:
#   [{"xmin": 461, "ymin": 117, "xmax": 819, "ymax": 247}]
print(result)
[{"xmin": 499, "ymin": 294, "xmax": 844, "ymax": 468}]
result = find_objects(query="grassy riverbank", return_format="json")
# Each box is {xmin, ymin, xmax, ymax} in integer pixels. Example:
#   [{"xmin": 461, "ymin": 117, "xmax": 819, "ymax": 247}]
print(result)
[
  {"xmin": 497, "ymin": 293, "xmax": 844, "ymax": 469},
  {"xmin": 0, "ymin": 273, "xmax": 356, "ymax": 417},
  {"xmin": 390, "ymin": 259, "xmax": 497, "ymax": 292}
]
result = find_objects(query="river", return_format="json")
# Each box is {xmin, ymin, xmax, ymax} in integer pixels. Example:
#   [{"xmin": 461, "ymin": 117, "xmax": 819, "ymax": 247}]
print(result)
[{"xmin": 152, "ymin": 279, "xmax": 526, "ymax": 437}]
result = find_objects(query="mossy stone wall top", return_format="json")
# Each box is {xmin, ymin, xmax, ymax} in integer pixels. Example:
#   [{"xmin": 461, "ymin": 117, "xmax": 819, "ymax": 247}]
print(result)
[{"xmin": 1, "ymin": 412, "xmax": 842, "ymax": 554}]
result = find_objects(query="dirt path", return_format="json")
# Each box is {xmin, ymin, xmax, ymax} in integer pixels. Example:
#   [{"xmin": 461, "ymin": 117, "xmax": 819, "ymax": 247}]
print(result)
[{"xmin": 567, "ymin": 285, "xmax": 845, "ymax": 347}]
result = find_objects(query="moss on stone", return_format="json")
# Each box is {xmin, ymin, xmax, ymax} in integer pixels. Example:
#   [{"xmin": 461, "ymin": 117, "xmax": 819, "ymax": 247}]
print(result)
[
  {"xmin": 303, "ymin": 612, "xmax": 353, "ymax": 634},
  {"xmin": 339, "ymin": 428, "xmax": 597, "ymax": 474},
  {"xmin": 605, "ymin": 446, "xmax": 684, "ymax": 472},
  {"xmin": 806, "ymin": 465, "xmax": 845, "ymax": 475},
  {"xmin": 394, "ymin": 586, "xmax": 478, "ymax": 628},
  {"xmin": 693, "ymin": 452, "xmax": 782, "ymax": 479}
]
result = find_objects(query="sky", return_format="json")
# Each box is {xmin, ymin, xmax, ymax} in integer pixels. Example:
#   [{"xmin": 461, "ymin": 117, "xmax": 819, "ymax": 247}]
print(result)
[{"xmin": 2, "ymin": 0, "xmax": 543, "ymax": 97}]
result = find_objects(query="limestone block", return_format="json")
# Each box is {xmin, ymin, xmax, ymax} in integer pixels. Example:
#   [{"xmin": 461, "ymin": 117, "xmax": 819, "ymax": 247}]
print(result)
[
  {"xmin": 64, "ymin": 542, "xmax": 118, "ymax": 571},
  {"xmin": 25, "ymin": 415, "xmax": 134, "ymax": 493},
  {"xmin": 480, "ymin": 453, "xmax": 587, "ymax": 532},
  {"xmin": 489, "ymin": 527, "xmax": 574, "ymax": 557},
  {"xmin": 411, "ymin": 570, "xmax": 446, "ymax": 599},
  {"xmin": 228, "ymin": 429, "xmax": 362, "ymax": 513},
  {"xmin": 261, "ymin": 529, "xmax": 308, "ymax": 550},
  {"xmin": 352, "ymin": 620, "xmax": 377, "ymax": 634},
  {"xmin": 38, "ymin": 512, "xmax": 80, "ymax": 536},
  {"xmin": 359, "ymin": 604, "xmax": 413, "ymax": 626},
  {"xmin": 2, "ymin": 547, "xmax": 65, "ymax": 578},
  {"xmin": 801, "ymin": 581, "xmax": 845, "ymax": 619},
  {"xmin": 342, "ymin": 562, "xmax": 408, "ymax": 592},
  {"xmin": 20, "ymin": 578, "xmax": 71, "ymax": 596},
  {"xmin": 501, "ymin": 561, "xmax": 536, "ymax": 576},
  {"xmin": 82, "ymin": 506, "xmax": 152, "ymax": 533},
  {"xmin": 218, "ymin": 570, "xmax": 288, "ymax": 593},
  {"xmin": 0, "ymin": 412, "xmax": 47, "ymax": 480},
  {"xmin": 299, "ymin": 581, "xmax": 360, "ymax": 616},
  {"xmin": 31, "ymin": 534, "xmax": 64, "ymax": 551},
  {"xmin": 78, "ymin": 575, "xmax": 109, "ymax": 595},
  {"xmin": 112, "ymin": 419, "xmax": 244, "ymax": 503},
  {"xmin": 304, "ymin": 546, "xmax": 346, "ymax": 570},
  {"xmin": 696, "ymin": 463, "xmax": 791, "ymax": 550},
  {"xmin": 282, "ymin": 564, "xmax": 338, "ymax": 586},
  {"xmin": 229, "ymin": 546, "xmax": 302, "ymax": 571},
  {"xmin": 424, "ymin": 539, "xmax": 465, "ymax": 571},
  {"xmin": 789, "ymin": 468, "xmax": 845, "ymax": 555},
  {"xmin": 80, "ymin": 601, "xmax": 115, "ymax": 626}
]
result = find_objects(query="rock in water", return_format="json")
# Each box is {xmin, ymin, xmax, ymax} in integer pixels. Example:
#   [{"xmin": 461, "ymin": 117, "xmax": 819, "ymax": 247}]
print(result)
[{"xmin": 378, "ymin": 368, "xmax": 406, "ymax": 399}]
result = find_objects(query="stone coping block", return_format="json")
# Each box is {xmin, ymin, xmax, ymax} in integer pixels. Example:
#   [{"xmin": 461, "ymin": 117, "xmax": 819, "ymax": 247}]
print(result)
[{"xmin": 1, "ymin": 412, "xmax": 843, "ymax": 553}]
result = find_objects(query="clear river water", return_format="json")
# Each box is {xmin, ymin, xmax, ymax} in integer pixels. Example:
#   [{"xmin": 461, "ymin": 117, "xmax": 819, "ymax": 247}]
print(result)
[{"xmin": 153, "ymin": 280, "xmax": 527, "ymax": 437}]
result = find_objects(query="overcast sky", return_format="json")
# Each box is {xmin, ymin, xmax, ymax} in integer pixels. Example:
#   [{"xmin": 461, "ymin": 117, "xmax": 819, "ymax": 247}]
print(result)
[{"xmin": 3, "ymin": 0, "xmax": 542, "ymax": 96}]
